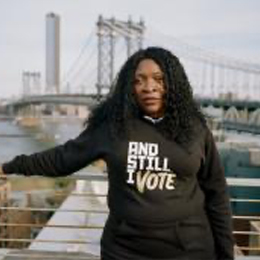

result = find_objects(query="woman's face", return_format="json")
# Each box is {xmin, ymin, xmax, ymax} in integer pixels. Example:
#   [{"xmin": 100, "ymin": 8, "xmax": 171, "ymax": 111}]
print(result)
[{"xmin": 133, "ymin": 59, "xmax": 166, "ymax": 118}]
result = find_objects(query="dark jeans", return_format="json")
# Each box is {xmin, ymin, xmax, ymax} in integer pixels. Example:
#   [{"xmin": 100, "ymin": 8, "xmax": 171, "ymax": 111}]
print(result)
[{"xmin": 100, "ymin": 213, "xmax": 216, "ymax": 260}]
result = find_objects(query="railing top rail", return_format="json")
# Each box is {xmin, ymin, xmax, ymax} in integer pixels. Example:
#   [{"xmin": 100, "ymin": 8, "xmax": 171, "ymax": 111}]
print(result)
[
  {"xmin": 3, "ymin": 172, "xmax": 108, "ymax": 181},
  {"xmin": 226, "ymin": 177, "xmax": 260, "ymax": 187}
]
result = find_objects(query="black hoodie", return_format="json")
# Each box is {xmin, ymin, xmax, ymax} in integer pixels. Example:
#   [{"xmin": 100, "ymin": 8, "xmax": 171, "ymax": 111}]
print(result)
[{"xmin": 3, "ymin": 117, "xmax": 234, "ymax": 259}]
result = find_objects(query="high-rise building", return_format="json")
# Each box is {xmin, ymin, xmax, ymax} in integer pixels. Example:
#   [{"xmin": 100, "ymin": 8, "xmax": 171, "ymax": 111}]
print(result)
[{"xmin": 46, "ymin": 13, "xmax": 60, "ymax": 94}]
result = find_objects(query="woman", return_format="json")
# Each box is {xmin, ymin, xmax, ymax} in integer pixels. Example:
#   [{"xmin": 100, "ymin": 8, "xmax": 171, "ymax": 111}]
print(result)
[{"xmin": 0, "ymin": 47, "xmax": 234, "ymax": 260}]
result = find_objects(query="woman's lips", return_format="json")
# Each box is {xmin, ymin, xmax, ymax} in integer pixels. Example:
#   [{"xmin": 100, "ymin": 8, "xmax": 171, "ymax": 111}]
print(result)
[{"xmin": 142, "ymin": 97, "xmax": 160, "ymax": 104}]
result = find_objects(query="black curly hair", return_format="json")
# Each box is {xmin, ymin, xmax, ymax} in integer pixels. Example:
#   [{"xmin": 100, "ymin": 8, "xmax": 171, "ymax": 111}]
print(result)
[{"xmin": 87, "ymin": 46, "xmax": 206, "ymax": 144}]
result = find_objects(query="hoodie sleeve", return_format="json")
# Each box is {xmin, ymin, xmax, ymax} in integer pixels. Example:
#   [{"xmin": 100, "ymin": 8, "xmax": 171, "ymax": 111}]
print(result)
[
  {"xmin": 2, "ymin": 126, "xmax": 106, "ymax": 177},
  {"xmin": 198, "ymin": 128, "xmax": 234, "ymax": 260}
]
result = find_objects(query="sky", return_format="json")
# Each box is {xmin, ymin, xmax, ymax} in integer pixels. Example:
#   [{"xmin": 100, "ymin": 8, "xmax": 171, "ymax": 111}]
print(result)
[{"xmin": 0, "ymin": 0, "xmax": 260, "ymax": 98}]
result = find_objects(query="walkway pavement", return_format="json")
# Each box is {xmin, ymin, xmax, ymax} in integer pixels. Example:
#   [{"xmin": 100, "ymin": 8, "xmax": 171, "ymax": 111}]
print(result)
[{"xmin": 0, "ymin": 249, "xmax": 99, "ymax": 260}]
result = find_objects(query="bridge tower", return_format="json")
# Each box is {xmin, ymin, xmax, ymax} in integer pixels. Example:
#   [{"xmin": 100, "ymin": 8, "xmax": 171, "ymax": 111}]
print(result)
[
  {"xmin": 96, "ymin": 15, "xmax": 145, "ymax": 98},
  {"xmin": 46, "ymin": 13, "xmax": 60, "ymax": 94},
  {"xmin": 22, "ymin": 72, "xmax": 41, "ymax": 96}
]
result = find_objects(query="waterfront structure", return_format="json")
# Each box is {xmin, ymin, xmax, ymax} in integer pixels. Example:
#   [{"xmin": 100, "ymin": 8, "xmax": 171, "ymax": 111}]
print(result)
[{"xmin": 46, "ymin": 13, "xmax": 60, "ymax": 94}]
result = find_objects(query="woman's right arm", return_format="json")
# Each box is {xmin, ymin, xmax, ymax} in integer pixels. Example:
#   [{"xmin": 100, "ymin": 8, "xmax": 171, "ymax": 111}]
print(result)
[{"xmin": 1, "ymin": 126, "xmax": 106, "ymax": 178}]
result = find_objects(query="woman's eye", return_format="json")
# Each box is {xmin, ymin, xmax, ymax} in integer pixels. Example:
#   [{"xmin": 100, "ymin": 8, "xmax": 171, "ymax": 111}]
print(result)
[
  {"xmin": 134, "ymin": 78, "xmax": 142, "ymax": 85},
  {"xmin": 155, "ymin": 77, "xmax": 163, "ymax": 83}
]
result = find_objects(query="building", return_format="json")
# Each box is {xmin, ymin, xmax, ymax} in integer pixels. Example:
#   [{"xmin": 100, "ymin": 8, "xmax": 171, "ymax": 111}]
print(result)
[{"xmin": 46, "ymin": 13, "xmax": 60, "ymax": 94}]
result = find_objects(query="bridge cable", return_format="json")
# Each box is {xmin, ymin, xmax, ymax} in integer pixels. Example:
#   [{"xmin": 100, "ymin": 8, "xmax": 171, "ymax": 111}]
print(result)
[{"xmin": 61, "ymin": 29, "xmax": 95, "ymax": 85}]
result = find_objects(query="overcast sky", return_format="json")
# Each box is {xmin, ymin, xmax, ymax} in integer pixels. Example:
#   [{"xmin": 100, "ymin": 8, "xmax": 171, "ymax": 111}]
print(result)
[{"xmin": 0, "ymin": 0, "xmax": 260, "ymax": 98}]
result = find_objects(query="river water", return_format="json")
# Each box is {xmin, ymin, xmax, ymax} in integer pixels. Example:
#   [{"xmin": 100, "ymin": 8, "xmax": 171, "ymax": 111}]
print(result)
[{"xmin": 0, "ymin": 118, "xmax": 85, "ymax": 164}]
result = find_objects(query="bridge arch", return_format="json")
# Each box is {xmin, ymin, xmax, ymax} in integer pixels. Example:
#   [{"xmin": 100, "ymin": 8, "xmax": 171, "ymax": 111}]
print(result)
[
  {"xmin": 223, "ymin": 106, "xmax": 240, "ymax": 122},
  {"xmin": 248, "ymin": 108, "xmax": 260, "ymax": 126}
]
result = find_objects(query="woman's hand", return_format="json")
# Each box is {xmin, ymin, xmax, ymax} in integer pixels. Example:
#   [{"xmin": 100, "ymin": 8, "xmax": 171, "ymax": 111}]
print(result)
[{"xmin": 0, "ymin": 166, "xmax": 6, "ymax": 179}]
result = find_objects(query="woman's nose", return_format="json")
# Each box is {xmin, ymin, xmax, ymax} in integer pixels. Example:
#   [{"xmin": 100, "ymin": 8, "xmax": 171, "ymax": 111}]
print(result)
[{"xmin": 143, "ymin": 79, "xmax": 156, "ymax": 92}]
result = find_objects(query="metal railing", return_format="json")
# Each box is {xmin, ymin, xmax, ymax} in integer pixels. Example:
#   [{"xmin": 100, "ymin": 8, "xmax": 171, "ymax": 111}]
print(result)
[
  {"xmin": 227, "ymin": 177, "xmax": 260, "ymax": 258},
  {"xmin": 0, "ymin": 173, "xmax": 259, "ymax": 259}
]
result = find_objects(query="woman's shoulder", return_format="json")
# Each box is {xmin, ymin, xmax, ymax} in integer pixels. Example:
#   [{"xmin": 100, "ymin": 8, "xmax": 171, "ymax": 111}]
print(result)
[
  {"xmin": 192, "ymin": 116, "xmax": 209, "ymax": 139},
  {"xmin": 79, "ymin": 120, "xmax": 111, "ymax": 140}
]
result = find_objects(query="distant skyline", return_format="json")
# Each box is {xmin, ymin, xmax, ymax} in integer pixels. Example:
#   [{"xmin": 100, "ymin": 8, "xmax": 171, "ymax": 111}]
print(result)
[{"xmin": 0, "ymin": 0, "xmax": 260, "ymax": 98}]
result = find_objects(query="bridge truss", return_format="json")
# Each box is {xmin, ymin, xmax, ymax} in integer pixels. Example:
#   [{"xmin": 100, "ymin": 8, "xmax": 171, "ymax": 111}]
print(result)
[{"xmin": 96, "ymin": 15, "xmax": 145, "ymax": 97}]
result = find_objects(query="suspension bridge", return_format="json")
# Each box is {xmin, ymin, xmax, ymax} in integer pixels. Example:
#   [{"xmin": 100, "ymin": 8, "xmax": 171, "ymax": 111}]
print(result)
[{"xmin": 5, "ymin": 15, "xmax": 260, "ymax": 133}]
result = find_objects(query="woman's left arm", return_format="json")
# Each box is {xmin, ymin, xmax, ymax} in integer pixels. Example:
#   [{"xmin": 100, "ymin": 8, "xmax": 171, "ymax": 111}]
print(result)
[{"xmin": 198, "ymin": 128, "xmax": 234, "ymax": 260}]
